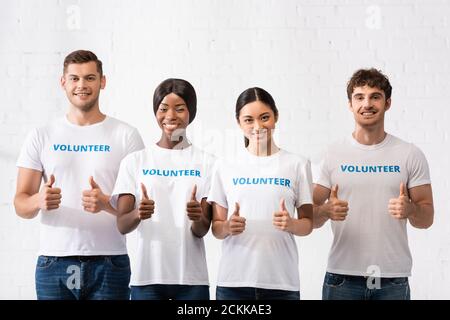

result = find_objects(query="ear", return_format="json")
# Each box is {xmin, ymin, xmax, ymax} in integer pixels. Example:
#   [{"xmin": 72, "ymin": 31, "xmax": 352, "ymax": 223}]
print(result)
[
  {"xmin": 384, "ymin": 98, "xmax": 391, "ymax": 111},
  {"xmin": 274, "ymin": 113, "xmax": 279, "ymax": 123},
  {"xmin": 60, "ymin": 75, "xmax": 66, "ymax": 89},
  {"xmin": 100, "ymin": 75, "xmax": 106, "ymax": 89},
  {"xmin": 348, "ymin": 99, "xmax": 353, "ymax": 111}
]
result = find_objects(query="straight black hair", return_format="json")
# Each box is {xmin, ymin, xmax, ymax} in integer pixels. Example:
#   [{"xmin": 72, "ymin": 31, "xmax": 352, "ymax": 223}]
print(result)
[
  {"xmin": 235, "ymin": 87, "xmax": 278, "ymax": 147},
  {"xmin": 153, "ymin": 78, "xmax": 197, "ymax": 123}
]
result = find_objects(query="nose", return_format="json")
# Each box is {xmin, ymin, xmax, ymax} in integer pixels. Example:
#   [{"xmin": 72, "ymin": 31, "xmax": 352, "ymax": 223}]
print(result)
[
  {"xmin": 362, "ymin": 97, "xmax": 371, "ymax": 109},
  {"xmin": 253, "ymin": 120, "xmax": 263, "ymax": 131},
  {"xmin": 165, "ymin": 108, "xmax": 177, "ymax": 119},
  {"xmin": 77, "ymin": 78, "xmax": 87, "ymax": 89}
]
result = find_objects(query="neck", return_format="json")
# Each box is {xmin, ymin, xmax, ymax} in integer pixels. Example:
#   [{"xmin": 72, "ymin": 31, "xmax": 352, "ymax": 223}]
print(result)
[
  {"xmin": 67, "ymin": 104, "xmax": 105, "ymax": 126},
  {"xmin": 157, "ymin": 132, "xmax": 191, "ymax": 150},
  {"xmin": 247, "ymin": 138, "xmax": 279, "ymax": 156},
  {"xmin": 353, "ymin": 124, "xmax": 386, "ymax": 145}
]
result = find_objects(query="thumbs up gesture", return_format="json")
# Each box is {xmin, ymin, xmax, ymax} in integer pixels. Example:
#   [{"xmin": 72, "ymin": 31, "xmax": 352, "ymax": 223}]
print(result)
[
  {"xmin": 228, "ymin": 202, "xmax": 246, "ymax": 235},
  {"xmin": 388, "ymin": 183, "xmax": 412, "ymax": 219},
  {"xmin": 324, "ymin": 185, "xmax": 349, "ymax": 221},
  {"xmin": 273, "ymin": 198, "xmax": 292, "ymax": 232},
  {"xmin": 186, "ymin": 185, "xmax": 202, "ymax": 221},
  {"xmin": 82, "ymin": 176, "xmax": 109, "ymax": 213},
  {"xmin": 39, "ymin": 174, "xmax": 61, "ymax": 211},
  {"xmin": 138, "ymin": 183, "xmax": 154, "ymax": 220}
]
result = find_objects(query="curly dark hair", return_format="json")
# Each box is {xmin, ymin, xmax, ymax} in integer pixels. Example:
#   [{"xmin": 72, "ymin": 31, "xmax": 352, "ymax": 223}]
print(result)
[{"xmin": 347, "ymin": 68, "xmax": 392, "ymax": 100}]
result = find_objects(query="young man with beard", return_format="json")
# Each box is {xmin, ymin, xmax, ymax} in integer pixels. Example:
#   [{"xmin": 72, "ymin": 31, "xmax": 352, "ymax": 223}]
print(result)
[
  {"xmin": 313, "ymin": 68, "xmax": 434, "ymax": 300},
  {"xmin": 14, "ymin": 50, "xmax": 144, "ymax": 299}
]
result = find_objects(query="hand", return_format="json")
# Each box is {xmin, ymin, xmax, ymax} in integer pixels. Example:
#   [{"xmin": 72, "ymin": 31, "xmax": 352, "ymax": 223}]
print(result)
[
  {"xmin": 186, "ymin": 184, "xmax": 202, "ymax": 221},
  {"xmin": 138, "ymin": 183, "xmax": 154, "ymax": 220},
  {"xmin": 39, "ymin": 174, "xmax": 61, "ymax": 211},
  {"xmin": 388, "ymin": 182, "xmax": 412, "ymax": 219},
  {"xmin": 82, "ymin": 176, "xmax": 109, "ymax": 213},
  {"xmin": 228, "ymin": 202, "xmax": 246, "ymax": 235},
  {"xmin": 273, "ymin": 198, "xmax": 292, "ymax": 232},
  {"xmin": 323, "ymin": 184, "xmax": 349, "ymax": 221}
]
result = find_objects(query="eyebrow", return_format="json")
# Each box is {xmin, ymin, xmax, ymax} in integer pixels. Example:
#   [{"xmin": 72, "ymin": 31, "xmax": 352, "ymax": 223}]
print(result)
[
  {"xmin": 160, "ymin": 103, "xmax": 186, "ymax": 107},
  {"xmin": 353, "ymin": 92, "xmax": 383, "ymax": 97},
  {"xmin": 67, "ymin": 74, "xmax": 97, "ymax": 77}
]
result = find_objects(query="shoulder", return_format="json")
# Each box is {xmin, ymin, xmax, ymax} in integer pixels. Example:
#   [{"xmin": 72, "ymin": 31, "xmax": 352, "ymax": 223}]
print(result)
[
  {"xmin": 279, "ymin": 149, "xmax": 310, "ymax": 167},
  {"xmin": 24, "ymin": 119, "xmax": 63, "ymax": 141},
  {"xmin": 105, "ymin": 116, "xmax": 140, "ymax": 134},
  {"xmin": 191, "ymin": 145, "xmax": 217, "ymax": 162},
  {"xmin": 122, "ymin": 147, "xmax": 148, "ymax": 163},
  {"xmin": 387, "ymin": 134, "xmax": 425, "ymax": 156}
]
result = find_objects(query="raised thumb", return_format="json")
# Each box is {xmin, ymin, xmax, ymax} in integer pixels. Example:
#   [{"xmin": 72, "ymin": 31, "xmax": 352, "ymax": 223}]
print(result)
[
  {"xmin": 46, "ymin": 174, "xmax": 55, "ymax": 188},
  {"xmin": 89, "ymin": 176, "xmax": 99, "ymax": 189},
  {"xmin": 233, "ymin": 202, "xmax": 240, "ymax": 216},
  {"xmin": 141, "ymin": 182, "xmax": 149, "ymax": 200},
  {"xmin": 330, "ymin": 184, "xmax": 339, "ymax": 199},
  {"xmin": 399, "ymin": 182, "xmax": 407, "ymax": 197},
  {"xmin": 191, "ymin": 184, "xmax": 197, "ymax": 201},
  {"xmin": 280, "ymin": 198, "xmax": 287, "ymax": 211}
]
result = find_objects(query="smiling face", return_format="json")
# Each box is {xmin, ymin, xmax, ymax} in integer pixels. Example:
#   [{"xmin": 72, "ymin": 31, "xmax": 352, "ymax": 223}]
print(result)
[
  {"xmin": 61, "ymin": 61, "xmax": 105, "ymax": 112},
  {"xmin": 156, "ymin": 93, "xmax": 190, "ymax": 139},
  {"xmin": 349, "ymin": 85, "xmax": 391, "ymax": 128},
  {"xmin": 238, "ymin": 100, "xmax": 277, "ymax": 145}
]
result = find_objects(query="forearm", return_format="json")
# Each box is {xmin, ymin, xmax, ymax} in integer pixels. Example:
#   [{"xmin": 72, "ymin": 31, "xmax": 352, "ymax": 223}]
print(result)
[
  {"xmin": 14, "ymin": 193, "xmax": 40, "ymax": 219},
  {"xmin": 289, "ymin": 217, "xmax": 313, "ymax": 236},
  {"xmin": 100, "ymin": 194, "xmax": 118, "ymax": 216},
  {"xmin": 408, "ymin": 203, "xmax": 434, "ymax": 229},
  {"xmin": 117, "ymin": 209, "xmax": 141, "ymax": 234},
  {"xmin": 212, "ymin": 220, "xmax": 230, "ymax": 240},
  {"xmin": 313, "ymin": 204, "xmax": 329, "ymax": 228},
  {"xmin": 191, "ymin": 215, "xmax": 211, "ymax": 238}
]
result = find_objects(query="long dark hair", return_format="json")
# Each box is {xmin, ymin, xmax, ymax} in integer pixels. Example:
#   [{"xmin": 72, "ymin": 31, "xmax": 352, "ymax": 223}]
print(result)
[
  {"xmin": 153, "ymin": 78, "xmax": 197, "ymax": 123},
  {"xmin": 235, "ymin": 87, "xmax": 278, "ymax": 147}
]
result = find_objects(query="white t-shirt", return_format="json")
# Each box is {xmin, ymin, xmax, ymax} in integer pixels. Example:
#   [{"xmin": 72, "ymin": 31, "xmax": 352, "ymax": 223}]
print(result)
[
  {"xmin": 207, "ymin": 149, "xmax": 313, "ymax": 291},
  {"xmin": 110, "ymin": 144, "xmax": 216, "ymax": 286},
  {"xmin": 16, "ymin": 116, "xmax": 145, "ymax": 256},
  {"xmin": 315, "ymin": 134, "xmax": 431, "ymax": 277}
]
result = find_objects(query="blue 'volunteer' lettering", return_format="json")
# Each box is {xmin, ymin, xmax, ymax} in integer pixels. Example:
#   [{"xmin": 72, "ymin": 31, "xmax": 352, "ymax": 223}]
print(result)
[
  {"xmin": 232, "ymin": 177, "xmax": 291, "ymax": 187},
  {"xmin": 53, "ymin": 144, "xmax": 111, "ymax": 152},
  {"xmin": 340, "ymin": 165, "xmax": 401, "ymax": 173},
  {"xmin": 142, "ymin": 169, "xmax": 201, "ymax": 177}
]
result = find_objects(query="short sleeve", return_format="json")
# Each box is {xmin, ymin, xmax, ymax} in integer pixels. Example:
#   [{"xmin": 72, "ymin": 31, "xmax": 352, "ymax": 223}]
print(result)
[
  {"xmin": 110, "ymin": 153, "xmax": 138, "ymax": 209},
  {"xmin": 126, "ymin": 128, "xmax": 145, "ymax": 155},
  {"xmin": 314, "ymin": 150, "xmax": 332, "ymax": 189},
  {"xmin": 295, "ymin": 159, "xmax": 313, "ymax": 207},
  {"xmin": 406, "ymin": 144, "xmax": 431, "ymax": 188},
  {"xmin": 197, "ymin": 153, "xmax": 217, "ymax": 201},
  {"xmin": 207, "ymin": 162, "xmax": 228, "ymax": 209},
  {"xmin": 16, "ymin": 128, "xmax": 43, "ymax": 172}
]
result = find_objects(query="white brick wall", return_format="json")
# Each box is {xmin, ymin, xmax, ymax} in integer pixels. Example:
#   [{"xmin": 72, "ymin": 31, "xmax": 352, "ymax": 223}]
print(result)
[{"xmin": 1, "ymin": 0, "xmax": 448, "ymax": 299}]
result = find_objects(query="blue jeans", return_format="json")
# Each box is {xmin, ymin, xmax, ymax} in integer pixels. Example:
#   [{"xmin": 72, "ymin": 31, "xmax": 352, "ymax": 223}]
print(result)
[
  {"xmin": 216, "ymin": 286, "xmax": 300, "ymax": 300},
  {"xmin": 322, "ymin": 272, "xmax": 410, "ymax": 300},
  {"xmin": 35, "ymin": 255, "xmax": 131, "ymax": 300},
  {"xmin": 130, "ymin": 284, "xmax": 209, "ymax": 300}
]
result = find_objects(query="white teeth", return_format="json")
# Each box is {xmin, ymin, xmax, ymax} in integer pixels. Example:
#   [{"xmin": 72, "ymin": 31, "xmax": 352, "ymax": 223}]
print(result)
[{"xmin": 164, "ymin": 124, "xmax": 178, "ymax": 129}]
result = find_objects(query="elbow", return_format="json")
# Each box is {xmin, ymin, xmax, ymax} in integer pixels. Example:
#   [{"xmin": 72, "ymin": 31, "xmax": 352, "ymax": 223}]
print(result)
[
  {"xmin": 418, "ymin": 219, "xmax": 434, "ymax": 230},
  {"xmin": 411, "ymin": 216, "xmax": 434, "ymax": 230},
  {"xmin": 302, "ymin": 219, "xmax": 314, "ymax": 236},
  {"xmin": 116, "ymin": 218, "xmax": 130, "ymax": 235},
  {"xmin": 13, "ymin": 199, "xmax": 36, "ymax": 219}
]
